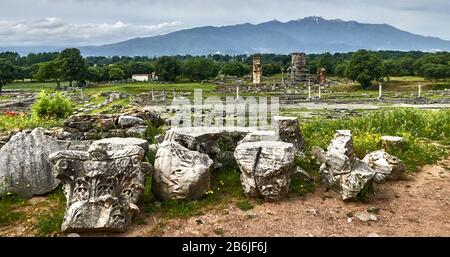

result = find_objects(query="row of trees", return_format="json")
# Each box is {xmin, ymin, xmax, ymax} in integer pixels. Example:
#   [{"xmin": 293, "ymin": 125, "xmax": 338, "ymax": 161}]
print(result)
[{"xmin": 0, "ymin": 49, "xmax": 449, "ymax": 92}]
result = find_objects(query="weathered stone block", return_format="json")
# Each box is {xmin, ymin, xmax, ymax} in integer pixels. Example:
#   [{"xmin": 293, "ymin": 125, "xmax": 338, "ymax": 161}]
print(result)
[
  {"xmin": 234, "ymin": 141, "xmax": 295, "ymax": 201},
  {"xmin": 152, "ymin": 141, "xmax": 213, "ymax": 201},
  {"xmin": 50, "ymin": 139, "xmax": 151, "ymax": 232},
  {"xmin": 0, "ymin": 128, "xmax": 70, "ymax": 198}
]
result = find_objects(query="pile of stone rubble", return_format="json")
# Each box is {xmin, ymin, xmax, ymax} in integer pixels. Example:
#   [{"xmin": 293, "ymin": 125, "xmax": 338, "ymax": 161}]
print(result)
[
  {"xmin": 0, "ymin": 112, "xmax": 408, "ymax": 233},
  {"xmin": 313, "ymin": 130, "xmax": 405, "ymax": 200}
]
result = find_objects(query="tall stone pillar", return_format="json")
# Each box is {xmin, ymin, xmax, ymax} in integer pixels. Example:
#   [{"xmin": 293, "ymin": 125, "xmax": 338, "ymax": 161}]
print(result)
[{"xmin": 252, "ymin": 54, "xmax": 262, "ymax": 85}]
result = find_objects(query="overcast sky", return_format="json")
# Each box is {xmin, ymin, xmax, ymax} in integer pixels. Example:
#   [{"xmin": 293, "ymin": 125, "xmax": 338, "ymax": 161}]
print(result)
[{"xmin": 1, "ymin": 0, "xmax": 449, "ymax": 46}]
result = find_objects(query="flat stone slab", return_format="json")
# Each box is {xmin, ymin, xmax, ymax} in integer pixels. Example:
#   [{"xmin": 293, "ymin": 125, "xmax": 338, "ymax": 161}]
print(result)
[{"xmin": 89, "ymin": 137, "xmax": 149, "ymax": 153}]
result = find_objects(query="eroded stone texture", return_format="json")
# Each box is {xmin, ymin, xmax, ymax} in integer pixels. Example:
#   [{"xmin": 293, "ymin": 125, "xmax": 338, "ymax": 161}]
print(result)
[
  {"xmin": 380, "ymin": 136, "xmax": 405, "ymax": 151},
  {"xmin": 90, "ymin": 137, "xmax": 149, "ymax": 153},
  {"xmin": 57, "ymin": 108, "xmax": 163, "ymax": 140},
  {"xmin": 0, "ymin": 128, "xmax": 70, "ymax": 198},
  {"xmin": 164, "ymin": 127, "xmax": 256, "ymax": 169},
  {"xmin": 363, "ymin": 150, "xmax": 406, "ymax": 183},
  {"xmin": 118, "ymin": 115, "xmax": 144, "ymax": 128},
  {"xmin": 340, "ymin": 159, "xmax": 375, "ymax": 200},
  {"xmin": 274, "ymin": 116, "xmax": 304, "ymax": 152},
  {"xmin": 234, "ymin": 141, "xmax": 295, "ymax": 201},
  {"xmin": 319, "ymin": 130, "xmax": 376, "ymax": 200},
  {"xmin": 152, "ymin": 141, "xmax": 214, "ymax": 201},
  {"xmin": 239, "ymin": 130, "xmax": 277, "ymax": 144},
  {"xmin": 50, "ymin": 139, "xmax": 152, "ymax": 232}
]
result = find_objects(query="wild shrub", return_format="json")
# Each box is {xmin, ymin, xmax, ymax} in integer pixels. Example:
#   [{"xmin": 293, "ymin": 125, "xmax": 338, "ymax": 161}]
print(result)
[{"xmin": 32, "ymin": 90, "xmax": 73, "ymax": 119}]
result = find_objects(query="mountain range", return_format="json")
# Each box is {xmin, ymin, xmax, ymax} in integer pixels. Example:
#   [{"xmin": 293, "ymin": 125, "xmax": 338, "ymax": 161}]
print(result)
[
  {"xmin": 2, "ymin": 17, "xmax": 450, "ymax": 56},
  {"xmin": 79, "ymin": 16, "xmax": 450, "ymax": 56}
]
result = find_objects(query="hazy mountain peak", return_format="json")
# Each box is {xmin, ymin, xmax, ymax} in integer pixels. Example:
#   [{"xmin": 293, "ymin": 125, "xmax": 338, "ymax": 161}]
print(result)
[{"xmin": 78, "ymin": 18, "xmax": 450, "ymax": 56}]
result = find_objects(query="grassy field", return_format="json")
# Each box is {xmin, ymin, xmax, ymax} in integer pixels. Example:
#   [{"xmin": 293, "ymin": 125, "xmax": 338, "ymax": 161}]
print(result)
[
  {"xmin": 3, "ymin": 82, "xmax": 69, "ymax": 92},
  {"xmin": 82, "ymin": 82, "xmax": 216, "ymax": 95}
]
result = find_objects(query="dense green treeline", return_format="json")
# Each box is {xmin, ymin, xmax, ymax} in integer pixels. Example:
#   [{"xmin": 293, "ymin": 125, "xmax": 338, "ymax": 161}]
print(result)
[{"xmin": 0, "ymin": 49, "xmax": 449, "ymax": 92}]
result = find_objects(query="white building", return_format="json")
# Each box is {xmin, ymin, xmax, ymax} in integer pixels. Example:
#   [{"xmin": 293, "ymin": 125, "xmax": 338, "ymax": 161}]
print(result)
[{"xmin": 132, "ymin": 74, "xmax": 152, "ymax": 82}]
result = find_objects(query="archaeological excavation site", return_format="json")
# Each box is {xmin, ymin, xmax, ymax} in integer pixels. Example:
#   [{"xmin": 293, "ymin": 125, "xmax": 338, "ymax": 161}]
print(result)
[{"xmin": 0, "ymin": 3, "xmax": 449, "ymax": 254}]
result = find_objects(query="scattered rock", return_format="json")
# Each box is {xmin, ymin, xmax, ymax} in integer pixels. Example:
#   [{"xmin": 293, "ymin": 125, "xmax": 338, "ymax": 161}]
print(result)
[
  {"xmin": 89, "ymin": 137, "xmax": 149, "ymax": 153},
  {"xmin": 355, "ymin": 211, "xmax": 378, "ymax": 222},
  {"xmin": 306, "ymin": 208, "xmax": 319, "ymax": 216},
  {"xmin": 0, "ymin": 128, "xmax": 70, "ymax": 198},
  {"xmin": 367, "ymin": 232, "xmax": 380, "ymax": 237},
  {"xmin": 367, "ymin": 207, "xmax": 380, "ymax": 214},
  {"xmin": 273, "ymin": 116, "xmax": 304, "ymax": 152},
  {"xmin": 363, "ymin": 150, "xmax": 406, "ymax": 183},
  {"xmin": 152, "ymin": 141, "xmax": 214, "ymax": 200},
  {"xmin": 311, "ymin": 145, "xmax": 326, "ymax": 163},
  {"xmin": 58, "ymin": 108, "xmax": 163, "ymax": 140},
  {"xmin": 126, "ymin": 125, "xmax": 148, "ymax": 138},
  {"xmin": 239, "ymin": 130, "xmax": 277, "ymax": 144},
  {"xmin": 319, "ymin": 130, "xmax": 376, "ymax": 200},
  {"xmin": 234, "ymin": 141, "xmax": 295, "ymax": 201},
  {"xmin": 380, "ymin": 136, "xmax": 404, "ymax": 151},
  {"xmin": 118, "ymin": 115, "xmax": 144, "ymax": 128}
]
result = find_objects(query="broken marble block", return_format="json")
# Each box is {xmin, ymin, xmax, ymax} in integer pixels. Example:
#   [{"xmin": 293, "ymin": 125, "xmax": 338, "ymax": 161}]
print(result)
[
  {"xmin": 118, "ymin": 115, "xmax": 144, "ymax": 128},
  {"xmin": 273, "ymin": 116, "xmax": 304, "ymax": 152},
  {"xmin": 363, "ymin": 150, "xmax": 406, "ymax": 183},
  {"xmin": 380, "ymin": 136, "xmax": 405, "ymax": 151},
  {"xmin": 0, "ymin": 128, "xmax": 70, "ymax": 198},
  {"xmin": 49, "ymin": 139, "xmax": 152, "ymax": 232},
  {"xmin": 152, "ymin": 141, "xmax": 214, "ymax": 201},
  {"xmin": 234, "ymin": 141, "xmax": 295, "ymax": 201},
  {"xmin": 340, "ymin": 159, "xmax": 376, "ymax": 200},
  {"xmin": 239, "ymin": 130, "xmax": 277, "ymax": 144},
  {"xmin": 319, "ymin": 130, "xmax": 376, "ymax": 200}
]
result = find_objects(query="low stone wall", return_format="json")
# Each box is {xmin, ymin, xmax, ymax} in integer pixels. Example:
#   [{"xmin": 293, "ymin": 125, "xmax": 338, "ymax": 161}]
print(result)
[{"xmin": 57, "ymin": 108, "xmax": 164, "ymax": 140}]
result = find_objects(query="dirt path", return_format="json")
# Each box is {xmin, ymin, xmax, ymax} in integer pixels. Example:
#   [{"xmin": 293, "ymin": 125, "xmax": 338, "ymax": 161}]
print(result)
[{"xmin": 125, "ymin": 157, "xmax": 450, "ymax": 237}]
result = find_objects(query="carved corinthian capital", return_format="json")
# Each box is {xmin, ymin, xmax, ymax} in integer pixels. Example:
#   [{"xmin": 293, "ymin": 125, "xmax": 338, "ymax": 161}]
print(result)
[{"xmin": 50, "ymin": 140, "xmax": 152, "ymax": 233}]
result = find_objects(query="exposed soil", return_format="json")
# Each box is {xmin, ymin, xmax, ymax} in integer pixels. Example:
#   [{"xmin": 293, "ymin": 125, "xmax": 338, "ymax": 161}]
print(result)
[
  {"xmin": 125, "ymin": 156, "xmax": 450, "ymax": 237},
  {"xmin": 1, "ymin": 157, "xmax": 449, "ymax": 237}
]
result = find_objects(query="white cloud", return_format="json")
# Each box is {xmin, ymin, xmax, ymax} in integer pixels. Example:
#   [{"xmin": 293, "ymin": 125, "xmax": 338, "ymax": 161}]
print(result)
[{"xmin": 0, "ymin": 17, "xmax": 184, "ymax": 46}]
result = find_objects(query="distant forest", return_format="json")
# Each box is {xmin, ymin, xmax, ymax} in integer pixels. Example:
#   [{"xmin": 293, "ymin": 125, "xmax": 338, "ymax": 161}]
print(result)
[{"xmin": 0, "ymin": 49, "xmax": 449, "ymax": 91}]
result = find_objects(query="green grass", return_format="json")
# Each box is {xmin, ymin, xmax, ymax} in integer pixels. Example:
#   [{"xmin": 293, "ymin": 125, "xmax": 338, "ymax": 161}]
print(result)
[
  {"xmin": 389, "ymin": 76, "xmax": 425, "ymax": 82},
  {"xmin": 4, "ymin": 82, "xmax": 69, "ymax": 92},
  {"xmin": 236, "ymin": 200, "xmax": 254, "ymax": 211},
  {"xmin": 0, "ymin": 193, "xmax": 27, "ymax": 226},
  {"xmin": 83, "ymin": 82, "xmax": 216, "ymax": 96},
  {"xmin": 300, "ymin": 108, "xmax": 450, "ymax": 173},
  {"xmin": 0, "ymin": 95, "xmax": 12, "ymax": 101},
  {"xmin": 34, "ymin": 189, "xmax": 66, "ymax": 237},
  {"xmin": 0, "ymin": 114, "xmax": 64, "ymax": 132},
  {"xmin": 90, "ymin": 98, "xmax": 130, "ymax": 114},
  {"xmin": 143, "ymin": 167, "xmax": 244, "ymax": 219}
]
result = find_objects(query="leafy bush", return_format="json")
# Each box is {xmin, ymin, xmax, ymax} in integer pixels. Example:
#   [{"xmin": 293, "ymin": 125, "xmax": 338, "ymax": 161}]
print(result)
[{"xmin": 32, "ymin": 90, "xmax": 73, "ymax": 119}]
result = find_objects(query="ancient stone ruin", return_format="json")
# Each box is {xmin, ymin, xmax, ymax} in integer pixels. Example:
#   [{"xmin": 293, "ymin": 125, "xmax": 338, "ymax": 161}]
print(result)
[
  {"xmin": 152, "ymin": 116, "xmax": 303, "ymax": 201},
  {"xmin": 252, "ymin": 54, "xmax": 262, "ymax": 84},
  {"xmin": 56, "ymin": 108, "xmax": 164, "ymax": 140},
  {"xmin": 152, "ymin": 141, "xmax": 214, "ymax": 201},
  {"xmin": 49, "ymin": 138, "xmax": 152, "ymax": 232},
  {"xmin": 290, "ymin": 52, "xmax": 308, "ymax": 83},
  {"xmin": 363, "ymin": 150, "xmax": 406, "ymax": 183},
  {"xmin": 315, "ymin": 130, "xmax": 405, "ymax": 200},
  {"xmin": 0, "ymin": 128, "xmax": 70, "ymax": 198},
  {"xmin": 235, "ymin": 141, "xmax": 295, "ymax": 201}
]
